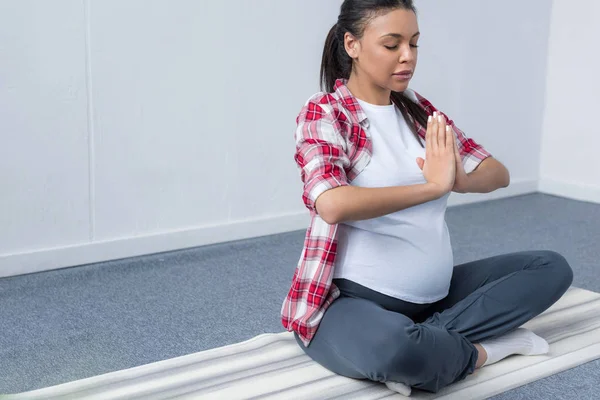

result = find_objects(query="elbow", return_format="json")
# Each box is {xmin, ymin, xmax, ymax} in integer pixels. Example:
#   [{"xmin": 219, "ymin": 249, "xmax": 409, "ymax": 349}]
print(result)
[
  {"xmin": 502, "ymin": 167, "xmax": 511, "ymax": 188},
  {"xmin": 315, "ymin": 193, "xmax": 343, "ymax": 225},
  {"xmin": 318, "ymin": 203, "xmax": 342, "ymax": 225},
  {"xmin": 324, "ymin": 212, "xmax": 342, "ymax": 225}
]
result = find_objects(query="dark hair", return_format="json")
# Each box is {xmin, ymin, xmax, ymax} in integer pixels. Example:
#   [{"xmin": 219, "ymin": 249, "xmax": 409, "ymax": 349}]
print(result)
[{"xmin": 320, "ymin": 0, "xmax": 428, "ymax": 147}]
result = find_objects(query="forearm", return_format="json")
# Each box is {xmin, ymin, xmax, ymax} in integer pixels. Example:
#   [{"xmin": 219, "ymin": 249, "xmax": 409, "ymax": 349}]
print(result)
[
  {"xmin": 464, "ymin": 157, "xmax": 510, "ymax": 193},
  {"xmin": 316, "ymin": 183, "xmax": 443, "ymax": 224}
]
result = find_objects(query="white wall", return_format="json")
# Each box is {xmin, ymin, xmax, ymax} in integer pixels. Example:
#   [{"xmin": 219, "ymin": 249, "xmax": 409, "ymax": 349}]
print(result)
[
  {"xmin": 0, "ymin": 0, "xmax": 553, "ymax": 277},
  {"xmin": 413, "ymin": 0, "xmax": 552, "ymax": 194},
  {"xmin": 539, "ymin": 0, "xmax": 600, "ymax": 203},
  {"xmin": 1, "ymin": 1, "xmax": 91, "ymax": 258}
]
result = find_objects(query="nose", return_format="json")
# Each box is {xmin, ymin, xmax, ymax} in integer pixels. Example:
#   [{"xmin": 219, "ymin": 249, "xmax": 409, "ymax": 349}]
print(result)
[{"xmin": 399, "ymin": 44, "xmax": 415, "ymax": 63}]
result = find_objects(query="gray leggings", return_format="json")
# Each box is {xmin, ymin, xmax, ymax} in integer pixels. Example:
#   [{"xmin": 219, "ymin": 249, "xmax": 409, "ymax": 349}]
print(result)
[{"xmin": 294, "ymin": 250, "xmax": 573, "ymax": 393}]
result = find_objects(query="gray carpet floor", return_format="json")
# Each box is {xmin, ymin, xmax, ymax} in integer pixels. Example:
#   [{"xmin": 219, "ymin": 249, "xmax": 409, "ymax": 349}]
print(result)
[{"xmin": 1, "ymin": 193, "xmax": 599, "ymax": 399}]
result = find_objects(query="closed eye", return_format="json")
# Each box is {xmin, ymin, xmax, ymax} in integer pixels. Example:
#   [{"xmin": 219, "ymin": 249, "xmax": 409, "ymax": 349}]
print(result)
[{"xmin": 385, "ymin": 44, "xmax": 419, "ymax": 50}]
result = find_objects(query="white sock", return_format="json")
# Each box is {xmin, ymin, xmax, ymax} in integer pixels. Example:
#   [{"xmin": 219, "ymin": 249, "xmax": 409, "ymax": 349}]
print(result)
[
  {"xmin": 480, "ymin": 328, "xmax": 550, "ymax": 366},
  {"xmin": 385, "ymin": 381, "xmax": 411, "ymax": 397}
]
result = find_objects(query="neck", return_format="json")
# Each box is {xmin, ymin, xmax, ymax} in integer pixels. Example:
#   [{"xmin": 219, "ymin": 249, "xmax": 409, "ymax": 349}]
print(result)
[{"xmin": 345, "ymin": 74, "xmax": 392, "ymax": 106}]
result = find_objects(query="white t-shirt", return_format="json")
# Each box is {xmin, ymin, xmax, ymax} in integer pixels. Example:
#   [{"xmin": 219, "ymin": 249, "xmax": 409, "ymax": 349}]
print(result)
[{"xmin": 332, "ymin": 98, "xmax": 454, "ymax": 304}]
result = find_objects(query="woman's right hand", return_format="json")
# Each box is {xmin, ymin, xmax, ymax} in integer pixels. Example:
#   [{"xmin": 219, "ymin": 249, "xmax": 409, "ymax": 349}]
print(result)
[{"xmin": 416, "ymin": 112, "xmax": 456, "ymax": 196}]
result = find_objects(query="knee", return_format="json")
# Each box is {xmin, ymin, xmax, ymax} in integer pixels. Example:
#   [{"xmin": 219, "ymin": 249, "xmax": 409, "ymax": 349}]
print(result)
[{"xmin": 535, "ymin": 250, "xmax": 574, "ymax": 291}]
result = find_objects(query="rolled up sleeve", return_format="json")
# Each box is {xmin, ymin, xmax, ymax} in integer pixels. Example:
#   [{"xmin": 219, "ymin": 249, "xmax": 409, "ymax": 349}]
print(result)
[
  {"xmin": 294, "ymin": 103, "xmax": 350, "ymax": 213},
  {"xmin": 449, "ymin": 122, "xmax": 492, "ymax": 174}
]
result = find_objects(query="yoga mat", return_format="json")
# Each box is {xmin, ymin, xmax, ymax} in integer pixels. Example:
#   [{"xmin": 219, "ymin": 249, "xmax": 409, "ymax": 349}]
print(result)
[{"xmin": 3, "ymin": 287, "xmax": 600, "ymax": 400}]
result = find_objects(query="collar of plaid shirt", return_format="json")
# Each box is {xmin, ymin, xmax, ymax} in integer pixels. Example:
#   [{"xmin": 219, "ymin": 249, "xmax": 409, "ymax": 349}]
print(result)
[{"xmin": 280, "ymin": 78, "xmax": 490, "ymax": 347}]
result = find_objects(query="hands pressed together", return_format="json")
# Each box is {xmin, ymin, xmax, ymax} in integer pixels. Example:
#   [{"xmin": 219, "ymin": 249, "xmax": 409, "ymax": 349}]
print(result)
[{"xmin": 416, "ymin": 112, "xmax": 470, "ymax": 195}]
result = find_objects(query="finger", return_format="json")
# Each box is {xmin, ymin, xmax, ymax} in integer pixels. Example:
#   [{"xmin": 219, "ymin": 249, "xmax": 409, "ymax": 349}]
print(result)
[
  {"xmin": 416, "ymin": 157, "xmax": 424, "ymax": 170},
  {"xmin": 431, "ymin": 112, "xmax": 439, "ymax": 152},
  {"xmin": 437, "ymin": 113, "xmax": 447, "ymax": 149},
  {"xmin": 426, "ymin": 114, "xmax": 433, "ymax": 154},
  {"xmin": 446, "ymin": 124, "xmax": 454, "ymax": 151}
]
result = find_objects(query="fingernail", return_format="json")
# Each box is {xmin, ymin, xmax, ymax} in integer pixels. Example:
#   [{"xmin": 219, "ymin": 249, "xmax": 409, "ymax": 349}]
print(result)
[
  {"xmin": 446, "ymin": 125, "xmax": 450, "ymax": 132},
  {"xmin": 433, "ymin": 112, "xmax": 437, "ymax": 118},
  {"xmin": 428, "ymin": 115, "xmax": 432, "ymax": 123}
]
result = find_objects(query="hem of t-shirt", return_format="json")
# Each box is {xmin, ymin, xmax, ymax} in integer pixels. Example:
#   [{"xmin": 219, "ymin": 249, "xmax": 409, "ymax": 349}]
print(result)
[
  {"xmin": 386, "ymin": 290, "xmax": 449, "ymax": 304},
  {"xmin": 335, "ymin": 273, "xmax": 450, "ymax": 304}
]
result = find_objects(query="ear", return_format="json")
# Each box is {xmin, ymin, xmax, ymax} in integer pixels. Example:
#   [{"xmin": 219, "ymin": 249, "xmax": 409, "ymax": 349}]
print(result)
[{"xmin": 344, "ymin": 32, "xmax": 360, "ymax": 59}]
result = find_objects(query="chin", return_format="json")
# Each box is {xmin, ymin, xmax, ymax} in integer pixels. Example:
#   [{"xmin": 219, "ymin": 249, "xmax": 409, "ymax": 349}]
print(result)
[{"xmin": 390, "ymin": 81, "xmax": 410, "ymax": 93}]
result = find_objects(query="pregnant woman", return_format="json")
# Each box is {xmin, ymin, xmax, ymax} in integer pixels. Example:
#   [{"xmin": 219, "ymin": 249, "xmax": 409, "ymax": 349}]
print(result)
[{"xmin": 280, "ymin": 0, "xmax": 573, "ymax": 395}]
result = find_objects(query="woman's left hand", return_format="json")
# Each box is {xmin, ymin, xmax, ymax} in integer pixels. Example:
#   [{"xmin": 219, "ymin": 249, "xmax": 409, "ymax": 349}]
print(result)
[{"xmin": 451, "ymin": 133, "xmax": 470, "ymax": 194}]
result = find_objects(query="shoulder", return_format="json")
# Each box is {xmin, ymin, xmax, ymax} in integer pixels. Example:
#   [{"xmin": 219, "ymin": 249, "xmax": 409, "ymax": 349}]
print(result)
[{"xmin": 296, "ymin": 91, "xmax": 350, "ymax": 125}]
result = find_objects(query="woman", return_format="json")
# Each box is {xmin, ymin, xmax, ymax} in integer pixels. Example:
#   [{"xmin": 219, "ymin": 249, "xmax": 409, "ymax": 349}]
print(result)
[{"xmin": 280, "ymin": 0, "xmax": 573, "ymax": 395}]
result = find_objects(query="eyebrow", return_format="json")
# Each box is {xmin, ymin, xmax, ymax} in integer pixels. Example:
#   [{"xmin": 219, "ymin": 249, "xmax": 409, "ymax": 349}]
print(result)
[{"xmin": 381, "ymin": 32, "xmax": 420, "ymax": 39}]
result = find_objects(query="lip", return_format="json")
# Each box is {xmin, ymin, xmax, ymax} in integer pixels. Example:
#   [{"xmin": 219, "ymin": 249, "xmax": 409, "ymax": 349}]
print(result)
[{"xmin": 393, "ymin": 71, "xmax": 413, "ymax": 76}]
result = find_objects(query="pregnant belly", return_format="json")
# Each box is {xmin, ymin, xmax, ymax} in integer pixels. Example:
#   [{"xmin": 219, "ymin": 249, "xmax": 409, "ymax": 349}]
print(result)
[{"xmin": 334, "ymin": 224, "xmax": 455, "ymax": 303}]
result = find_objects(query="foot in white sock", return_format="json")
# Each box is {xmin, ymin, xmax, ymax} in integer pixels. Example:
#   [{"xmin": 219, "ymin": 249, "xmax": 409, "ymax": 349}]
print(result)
[
  {"xmin": 480, "ymin": 328, "xmax": 549, "ymax": 366},
  {"xmin": 385, "ymin": 381, "xmax": 412, "ymax": 397}
]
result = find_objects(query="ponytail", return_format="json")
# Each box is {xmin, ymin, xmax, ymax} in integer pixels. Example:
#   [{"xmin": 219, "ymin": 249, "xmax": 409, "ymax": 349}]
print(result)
[{"xmin": 320, "ymin": 23, "xmax": 352, "ymax": 93}]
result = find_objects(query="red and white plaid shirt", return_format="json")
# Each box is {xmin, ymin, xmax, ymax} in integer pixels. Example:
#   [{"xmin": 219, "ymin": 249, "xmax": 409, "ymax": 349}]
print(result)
[{"xmin": 281, "ymin": 78, "xmax": 491, "ymax": 346}]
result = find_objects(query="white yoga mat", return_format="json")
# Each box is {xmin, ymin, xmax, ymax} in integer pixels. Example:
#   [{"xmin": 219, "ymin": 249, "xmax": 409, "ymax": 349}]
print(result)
[{"xmin": 4, "ymin": 287, "xmax": 600, "ymax": 400}]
